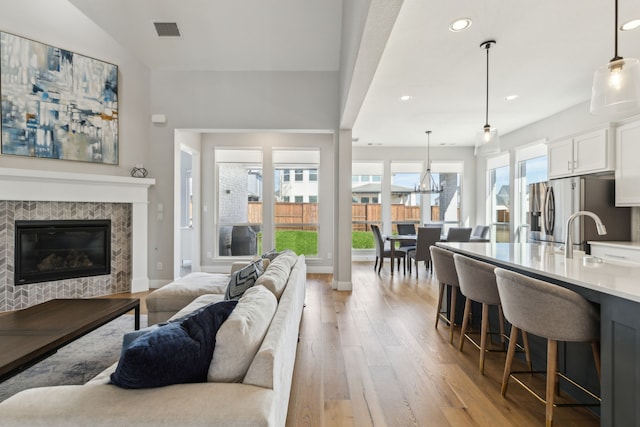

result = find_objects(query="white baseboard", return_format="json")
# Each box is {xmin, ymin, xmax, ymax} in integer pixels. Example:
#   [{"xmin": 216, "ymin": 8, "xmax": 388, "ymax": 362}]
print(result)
[
  {"xmin": 333, "ymin": 280, "xmax": 352, "ymax": 291},
  {"xmin": 149, "ymin": 279, "xmax": 172, "ymax": 289}
]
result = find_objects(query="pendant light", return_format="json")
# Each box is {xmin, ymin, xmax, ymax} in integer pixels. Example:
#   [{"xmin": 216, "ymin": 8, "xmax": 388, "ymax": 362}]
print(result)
[
  {"xmin": 475, "ymin": 40, "xmax": 500, "ymax": 156},
  {"xmin": 590, "ymin": 0, "xmax": 640, "ymax": 114},
  {"xmin": 414, "ymin": 131, "xmax": 443, "ymax": 194}
]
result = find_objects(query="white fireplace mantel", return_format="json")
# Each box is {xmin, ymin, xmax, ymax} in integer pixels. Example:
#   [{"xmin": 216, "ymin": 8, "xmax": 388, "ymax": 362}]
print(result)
[{"xmin": 0, "ymin": 167, "xmax": 155, "ymax": 292}]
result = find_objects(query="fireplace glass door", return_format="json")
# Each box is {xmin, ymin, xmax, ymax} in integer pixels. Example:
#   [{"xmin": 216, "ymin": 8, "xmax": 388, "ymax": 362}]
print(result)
[{"xmin": 14, "ymin": 220, "xmax": 111, "ymax": 285}]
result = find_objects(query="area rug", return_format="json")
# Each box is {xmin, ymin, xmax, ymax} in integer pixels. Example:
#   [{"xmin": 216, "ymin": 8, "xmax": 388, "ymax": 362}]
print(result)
[{"xmin": 0, "ymin": 314, "xmax": 147, "ymax": 403}]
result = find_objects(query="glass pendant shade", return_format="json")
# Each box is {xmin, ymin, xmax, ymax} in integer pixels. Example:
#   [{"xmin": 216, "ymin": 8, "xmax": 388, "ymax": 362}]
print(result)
[
  {"xmin": 590, "ymin": 57, "xmax": 640, "ymax": 114},
  {"xmin": 474, "ymin": 126, "xmax": 500, "ymax": 155}
]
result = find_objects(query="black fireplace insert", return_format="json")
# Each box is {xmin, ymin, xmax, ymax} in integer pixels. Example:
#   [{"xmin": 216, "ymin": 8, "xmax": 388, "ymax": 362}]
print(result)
[{"xmin": 14, "ymin": 219, "xmax": 111, "ymax": 285}]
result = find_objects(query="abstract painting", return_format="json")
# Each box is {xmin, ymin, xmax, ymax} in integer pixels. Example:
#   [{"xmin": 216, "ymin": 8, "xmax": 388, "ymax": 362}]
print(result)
[{"xmin": 0, "ymin": 32, "xmax": 118, "ymax": 164}]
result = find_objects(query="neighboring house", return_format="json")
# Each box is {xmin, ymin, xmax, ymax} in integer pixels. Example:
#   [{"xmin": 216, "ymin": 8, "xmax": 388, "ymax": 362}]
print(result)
[
  {"xmin": 351, "ymin": 183, "xmax": 413, "ymax": 205},
  {"xmin": 275, "ymin": 169, "xmax": 318, "ymax": 203}
]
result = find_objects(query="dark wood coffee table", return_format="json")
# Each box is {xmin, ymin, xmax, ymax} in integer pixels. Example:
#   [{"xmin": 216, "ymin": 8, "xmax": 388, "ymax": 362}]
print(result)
[{"xmin": 0, "ymin": 298, "xmax": 140, "ymax": 382}]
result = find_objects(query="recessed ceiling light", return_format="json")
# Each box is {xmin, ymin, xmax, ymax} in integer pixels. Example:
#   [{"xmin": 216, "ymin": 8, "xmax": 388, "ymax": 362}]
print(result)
[
  {"xmin": 505, "ymin": 94, "xmax": 519, "ymax": 101},
  {"xmin": 621, "ymin": 18, "xmax": 640, "ymax": 31},
  {"xmin": 400, "ymin": 95, "xmax": 413, "ymax": 101},
  {"xmin": 449, "ymin": 18, "xmax": 472, "ymax": 32}
]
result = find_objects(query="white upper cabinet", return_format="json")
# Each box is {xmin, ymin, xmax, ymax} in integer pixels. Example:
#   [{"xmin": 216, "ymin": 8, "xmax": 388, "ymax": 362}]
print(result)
[
  {"xmin": 615, "ymin": 118, "xmax": 640, "ymax": 206},
  {"xmin": 547, "ymin": 128, "xmax": 613, "ymax": 179}
]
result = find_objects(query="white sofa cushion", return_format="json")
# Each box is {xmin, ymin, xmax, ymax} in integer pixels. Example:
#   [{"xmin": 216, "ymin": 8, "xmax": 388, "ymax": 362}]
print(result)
[
  {"xmin": 254, "ymin": 251, "xmax": 298, "ymax": 300},
  {"xmin": 208, "ymin": 285, "xmax": 277, "ymax": 383}
]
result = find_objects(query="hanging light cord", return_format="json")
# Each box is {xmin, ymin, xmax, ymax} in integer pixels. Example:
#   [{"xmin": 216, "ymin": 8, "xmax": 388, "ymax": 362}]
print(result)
[
  {"xmin": 426, "ymin": 130, "xmax": 431, "ymax": 168},
  {"xmin": 612, "ymin": 0, "xmax": 621, "ymax": 61},
  {"xmin": 485, "ymin": 44, "xmax": 490, "ymax": 127}
]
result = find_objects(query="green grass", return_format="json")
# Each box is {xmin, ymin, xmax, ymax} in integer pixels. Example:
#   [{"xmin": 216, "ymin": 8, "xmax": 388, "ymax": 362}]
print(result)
[
  {"xmin": 275, "ymin": 230, "xmax": 318, "ymax": 255},
  {"xmin": 271, "ymin": 230, "xmax": 375, "ymax": 255},
  {"xmin": 352, "ymin": 231, "xmax": 375, "ymax": 249}
]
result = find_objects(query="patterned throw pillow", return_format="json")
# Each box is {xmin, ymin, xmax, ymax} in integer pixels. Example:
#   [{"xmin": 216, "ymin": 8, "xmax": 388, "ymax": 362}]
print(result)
[
  {"xmin": 261, "ymin": 249, "xmax": 281, "ymax": 261},
  {"xmin": 224, "ymin": 259, "xmax": 264, "ymax": 300}
]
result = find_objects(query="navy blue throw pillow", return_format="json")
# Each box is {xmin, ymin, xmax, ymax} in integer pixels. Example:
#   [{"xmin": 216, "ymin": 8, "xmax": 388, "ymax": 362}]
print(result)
[{"xmin": 110, "ymin": 300, "xmax": 238, "ymax": 389}]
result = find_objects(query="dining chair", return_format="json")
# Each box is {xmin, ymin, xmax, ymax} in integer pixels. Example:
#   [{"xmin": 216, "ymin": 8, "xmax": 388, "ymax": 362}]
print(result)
[
  {"xmin": 396, "ymin": 223, "xmax": 416, "ymax": 235},
  {"xmin": 371, "ymin": 224, "xmax": 406, "ymax": 274},
  {"xmin": 470, "ymin": 225, "xmax": 490, "ymax": 242},
  {"xmin": 445, "ymin": 227, "xmax": 472, "ymax": 242},
  {"xmin": 396, "ymin": 223, "xmax": 417, "ymax": 255},
  {"xmin": 407, "ymin": 227, "xmax": 441, "ymax": 276}
]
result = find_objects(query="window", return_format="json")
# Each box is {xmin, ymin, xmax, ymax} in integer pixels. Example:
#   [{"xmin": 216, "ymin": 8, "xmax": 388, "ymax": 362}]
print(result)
[
  {"xmin": 216, "ymin": 149, "xmax": 263, "ymax": 257},
  {"xmin": 352, "ymin": 162, "xmax": 383, "ymax": 250},
  {"xmin": 425, "ymin": 171, "xmax": 462, "ymax": 236},
  {"xmin": 515, "ymin": 142, "xmax": 548, "ymax": 242},
  {"xmin": 487, "ymin": 154, "xmax": 510, "ymax": 243},
  {"xmin": 390, "ymin": 161, "xmax": 422, "ymax": 234},
  {"xmin": 283, "ymin": 170, "xmax": 290, "ymax": 182},
  {"xmin": 273, "ymin": 150, "xmax": 320, "ymax": 255}
]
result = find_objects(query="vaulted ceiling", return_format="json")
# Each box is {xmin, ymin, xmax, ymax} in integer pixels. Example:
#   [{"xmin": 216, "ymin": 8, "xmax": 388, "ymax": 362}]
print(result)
[{"xmin": 69, "ymin": 0, "xmax": 640, "ymax": 148}]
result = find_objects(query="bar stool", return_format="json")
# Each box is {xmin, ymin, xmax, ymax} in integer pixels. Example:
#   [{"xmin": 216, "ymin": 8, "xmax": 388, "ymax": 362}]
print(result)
[
  {"xmin": 494, "ymin": 268, "xmax": 601, "ymax": 427},
  {"xmin": 429, "ymin": 246, "xmax": 460, "ymax": 344},
  {"xmin": 453, "ymin": 254, "xmax": 531, "ymax": 374}
]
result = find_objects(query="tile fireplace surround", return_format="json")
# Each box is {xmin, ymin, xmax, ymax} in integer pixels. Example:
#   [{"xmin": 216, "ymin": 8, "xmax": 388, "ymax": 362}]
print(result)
[{"xmin": 0, "ymin": 168, "xmax": 154, "ymax": 312}]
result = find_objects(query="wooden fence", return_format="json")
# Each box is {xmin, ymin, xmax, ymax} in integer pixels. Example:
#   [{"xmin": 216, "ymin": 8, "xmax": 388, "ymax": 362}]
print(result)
[
  {"xmin": 247, "ymin": 202, "xmax": 463, "ymax": 233},
  {"xmin": 248, "ymin": 202, "xmax": 318, "ymax": 230}
]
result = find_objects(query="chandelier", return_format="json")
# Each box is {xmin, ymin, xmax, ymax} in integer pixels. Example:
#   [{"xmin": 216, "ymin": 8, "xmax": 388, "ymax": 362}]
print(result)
[{"xmin": 414, "ymin": 130, "xmax": 443, "ymax": 194}]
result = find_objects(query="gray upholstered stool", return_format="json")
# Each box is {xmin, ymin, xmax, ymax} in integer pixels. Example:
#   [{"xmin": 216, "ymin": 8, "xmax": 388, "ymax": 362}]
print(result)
[
  {"xmin": 430, "ymin": 246, "xmax": 460, "ymax": 344},
  {"xmin": 495, "ymin": 267, "xmax": 601, "ymax": 427},
  {"xmin": 453, "ymin": 254, "xmax": 531, "ymax": 374}
]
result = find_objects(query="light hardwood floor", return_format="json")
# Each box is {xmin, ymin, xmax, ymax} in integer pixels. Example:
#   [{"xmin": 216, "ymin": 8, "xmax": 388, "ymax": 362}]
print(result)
[
  {"xmin": 118, "ymin": 261, "xmax": 600, "ymax": 426},
  {"xmin": 285, "ymin": 261, "xmax": 600, "ymax": 427}
]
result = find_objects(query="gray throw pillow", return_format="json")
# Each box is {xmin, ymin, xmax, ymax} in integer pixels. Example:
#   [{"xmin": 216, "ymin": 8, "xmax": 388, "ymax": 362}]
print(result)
[{"xmin": 224, "ymin": 259, "xmax": 264, "ymax": 300}]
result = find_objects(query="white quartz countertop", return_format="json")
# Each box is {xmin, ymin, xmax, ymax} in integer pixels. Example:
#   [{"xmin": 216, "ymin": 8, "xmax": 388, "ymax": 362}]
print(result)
[
  {"xmin": 588, "ymin": 241, "xmax": 640, "ymax": 251},
  {"xmin": 437, "ymin": 242, "xmax": 640, "ymax": 304}
]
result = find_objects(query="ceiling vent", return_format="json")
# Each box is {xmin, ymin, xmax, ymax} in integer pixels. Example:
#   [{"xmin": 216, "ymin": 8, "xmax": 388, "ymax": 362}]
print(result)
[{"xmin": 154, "ymin": 22, "xmax": 181, "ymax": 37}]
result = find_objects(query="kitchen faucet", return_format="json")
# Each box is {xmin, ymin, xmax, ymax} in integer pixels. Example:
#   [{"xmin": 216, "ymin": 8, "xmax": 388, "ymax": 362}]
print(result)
[{"xmin": 564, "ymin": 211, "xmax": 607, "ymax": 258}]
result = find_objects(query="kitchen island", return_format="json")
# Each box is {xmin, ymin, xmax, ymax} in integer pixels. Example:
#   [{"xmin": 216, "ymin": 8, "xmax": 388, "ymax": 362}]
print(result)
[{"xmin": 437, "ymin": 242, "xmax": 640, "ymax": 427}]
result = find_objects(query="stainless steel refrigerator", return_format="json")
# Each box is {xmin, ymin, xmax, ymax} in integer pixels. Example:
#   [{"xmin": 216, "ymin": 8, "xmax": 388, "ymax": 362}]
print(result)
[{"xmin": 527, "ymin": 174, "xmax": 630, "ymax": 251}]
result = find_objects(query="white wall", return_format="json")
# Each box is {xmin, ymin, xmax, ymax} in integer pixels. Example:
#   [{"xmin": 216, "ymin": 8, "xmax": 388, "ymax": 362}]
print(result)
[
  {"xmin": 149, "ymin": 70, "xmax": 339, "ymax": 280},
  {"xmin": 0, "ymin": 0, "xmax": 150, "ymax": 178}
]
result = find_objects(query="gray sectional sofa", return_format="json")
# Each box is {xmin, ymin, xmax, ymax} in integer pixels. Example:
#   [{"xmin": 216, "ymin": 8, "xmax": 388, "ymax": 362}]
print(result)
[{"xmin": 0, "ymin": 252, "xmax": 306, "ymax": 427}]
